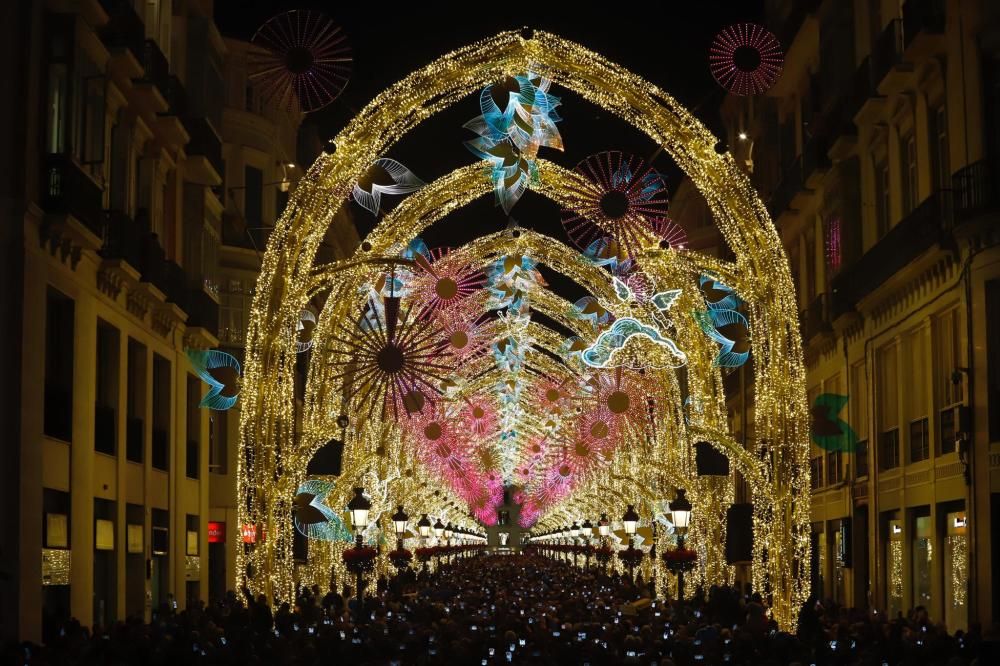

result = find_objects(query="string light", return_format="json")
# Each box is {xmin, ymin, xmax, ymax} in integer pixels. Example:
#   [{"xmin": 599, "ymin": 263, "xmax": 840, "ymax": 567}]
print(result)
[{"xmin": 237, "ymin": 30, "xmax": 810, "ymax": 630}]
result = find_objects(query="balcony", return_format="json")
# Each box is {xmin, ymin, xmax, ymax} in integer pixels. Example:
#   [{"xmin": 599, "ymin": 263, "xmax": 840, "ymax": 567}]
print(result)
[
  {"xmin": 98, "ymin": 0, "xmax": 145, "ymax": 64},
  {"xmin": 831, "ymin": 191, "xmax": 953, "ymax": 316},
  {"xmin": 801, "ymin": 134, "xmax": 830, "ymax": 186},
  {"xmin": 184, "ymin": 116, "xmax": 224, "ymax": 182},
  {"xmin": 775, "ymin": 0, "xmax": 821, "ymax": 50},
  {"xmin": 185, "ymin": 287, "xmax": 220, "ymax": 338},
  {"xmin": 800, "ymin": 293, "xmax": 831, "ymax": 344},
  {"xmin": 768, "ymin": 156, "xmax": 803, "ymax": 218},
  {"xmin": 902, "ymin": 0, "xmax": 947, "ymax": 56},
  {"xmin": 849, "ymin": 57, "xmax": 874, "ymax": 120},
  {"xmin": 871, "ymin": 20, "xmax": 904, "ymax": 85},
  {"xmin": 953, "ymin": 159, "xmax": 999, "ymax": 221},
  {"xmin": 101, "ymin": 209, "xmax": 147, "ymax": 271},
  {"xmin": 134, "ymin": 39, "xmax": 169, "ymax": 111},
  {"xmin": 42, "ymin": 154, "xmax": 104, "ymax": 238},
  {"xmin": 156, "ymin": 260, "xmax": 188, "ymax": 308},
  {"xmin": 164, "ymin": 75, "xmax": 189, "ymax": 117}
]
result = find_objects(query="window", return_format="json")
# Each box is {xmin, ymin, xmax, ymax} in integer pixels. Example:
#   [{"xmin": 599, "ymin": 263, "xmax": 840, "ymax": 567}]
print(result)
[
  {"xmin": 856, "ymin": 440, "xmax": 869, "ymax": 478},
  {"xmin": 80, "ymin": 75, "xmax": 106, "ymax": 166},
  {"xmin": 44, "ymin": 288, "xmax": 74, "ymax": 441},
  {"xmin": 936, "ymin": 309, "xmax": 963, "ymax": 407},
  {"xmin": 850, "ymin": 362, "xmax": 868, "ymax": 443},
  {"xmin": 126, "ymin": 339, "xmax": 146, "ymax": 463},
  {"xmin": 245, "ymin": 83, "xmax": 256, "ymax": 113},
  {"xmin": 44, "ymin": 17, "xmax": 72, "ymax": 154},
  {"xmin": 935, "ymin": 309, "xmax": 962, "ymax": 454},
  {"xmin": 95, "ymin": 321, "xmax": 120, "ymax": 456},
  {"xmin": 152, "ymin": 355, "xmax": 170, "ymax": 471},
  {"xmin": 930, "ymin": 106, "xmax": 950, "ymax": 191},
  {"xmin": 902, "ymin": 134, "xmax": 918, "ymax": 215},
  {"xmin": 904, "ymin": 329, "xmax": 928, "ymax": 459},
  {"xmin": 810, "ymin": 457, "xmax": 824, "ymax": 490},
  {"xmin": 209, "ymin": 410, "xmax": 227, "ymax": 474},
  {"xmin": 219, "ymin": 279, "xmax": 251, "ymax": 347},
  {"xmin": 244, "ymin": 166, "xmax": 263, "ymax": 227},
  {"xmin": 186, "ymin": 375, "xmax": 200, "ymax": 479},
  {"xmin": 909, "ymin": 417, "xmax": 929, "ymax": 462},
  {"xmin": 988, "ymin": 281, "xmax": 1000, "ymax": 441},
  {"xmin": 877, "ymin": 345, "xmax": 899, "ymax": 462},
  {"xmin": 826, "ymin": 451, "xmax": 842, "ymax": 485},
  {"xmin": 880, "ymin": 428, "xmax": 900, "ymax": 470},
  {"xmin": 875, "ymin": 158, "xmax": 890, "ymax": 237},
  {"xmin": 46, "ymin": 63, "xmax": 69, "ymax": 153}
]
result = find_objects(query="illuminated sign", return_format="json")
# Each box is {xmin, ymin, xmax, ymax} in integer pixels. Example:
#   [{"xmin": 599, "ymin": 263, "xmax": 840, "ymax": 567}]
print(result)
[{"xmin": 208, "ymin": 521, "xmax": 226, "ymax": 543}]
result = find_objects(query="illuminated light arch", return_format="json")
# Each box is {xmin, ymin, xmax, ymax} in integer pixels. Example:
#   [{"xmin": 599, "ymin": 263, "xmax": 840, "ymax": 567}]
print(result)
[{"xmin": 240, "ymin": 31, "xmax": 809, "ymax": 629}]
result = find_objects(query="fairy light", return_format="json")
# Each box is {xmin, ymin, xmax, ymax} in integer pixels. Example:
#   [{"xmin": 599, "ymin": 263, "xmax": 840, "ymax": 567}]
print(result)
[
  {"xmin": 238, "ymin": 30, "xmax": 811, "ymax": 629},
  {"xmin": 947, "ymin": 535, "xmax": 967, "ymax": 607},
  {"xmin": 889, "ymin": 539, "xmax": 904, "ymax": 607}
]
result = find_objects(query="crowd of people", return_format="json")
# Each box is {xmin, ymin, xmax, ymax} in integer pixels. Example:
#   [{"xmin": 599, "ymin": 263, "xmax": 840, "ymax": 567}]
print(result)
[{"xmin": 5, "ymin": 553, "xmax": 999, "ymax": 665}]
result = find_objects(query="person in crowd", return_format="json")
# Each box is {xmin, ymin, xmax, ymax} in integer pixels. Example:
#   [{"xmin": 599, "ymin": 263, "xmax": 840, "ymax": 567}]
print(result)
[{"xmin": 4, "ymin": 553, "xmax": 995, "ymax": 665}]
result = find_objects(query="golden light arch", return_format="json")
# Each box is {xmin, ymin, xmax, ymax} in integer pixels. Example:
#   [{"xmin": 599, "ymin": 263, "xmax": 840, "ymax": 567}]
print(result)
[{"xmin": 239, "ymin": 30, "xmax": 810, "ymax": 628}]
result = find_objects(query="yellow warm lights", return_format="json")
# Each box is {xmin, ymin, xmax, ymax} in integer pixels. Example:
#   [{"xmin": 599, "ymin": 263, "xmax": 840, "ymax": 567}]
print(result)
[{"xmin": 237, "ymin": 30, "xmax": 810, "ymax": 629}]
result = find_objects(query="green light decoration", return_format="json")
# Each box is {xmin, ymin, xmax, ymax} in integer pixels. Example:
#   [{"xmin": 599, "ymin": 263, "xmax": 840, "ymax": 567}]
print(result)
[{"xmin": 810, "ymin": 393, "xmax": 859, "ymax": 452}]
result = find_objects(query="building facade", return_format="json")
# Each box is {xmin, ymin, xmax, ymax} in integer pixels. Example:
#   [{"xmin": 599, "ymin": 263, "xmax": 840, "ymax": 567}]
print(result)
[
  {"xmin": 0, "ymin": 0, "xmax": 355, "ymax": 644},
  {"xmin": 681, "ymin": 0, "xmax": 1000, "ymax": 631}
]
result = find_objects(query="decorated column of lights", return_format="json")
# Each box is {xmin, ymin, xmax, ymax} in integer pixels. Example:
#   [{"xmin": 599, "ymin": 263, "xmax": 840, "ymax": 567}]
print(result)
[{"xmin": 240, "ymin": 31, "xmax": 809, "ymax": 628}]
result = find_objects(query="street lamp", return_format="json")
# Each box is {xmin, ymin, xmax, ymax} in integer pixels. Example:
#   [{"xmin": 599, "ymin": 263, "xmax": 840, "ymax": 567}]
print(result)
[
  {"xmin": 417, "ymin": 514, "xmax": 431, "ymax": 573},
  {"xmin": 599, "ymin": 514, "xmax": 610, "ymax": 537},
  {"xmin": 417, "ymin": 514, "xmax": 431, "ymax": 539},
  {"xmin": 622, "ymin": 504, "xmax": 640, "ymax": 581},
  {"xmin": 445, "ymin": 523, "xmax": 454, "ymax": 564},
  {"xmin": 433, "ymin": 518, "xmax": 445, "ymax": 540},
  {"xmin": 582, "ymin": 519, "xmax": 594, "ymax": 570},
  {"xmin": 391, "ymin": 505, "xmax": 408, "ymax": 551},
  {"xmin": 571, "ymin": 522, "xmax": 581, "ymax": 567},
  {"xmin": 348, "ymin": 488, "xmax": 371, "ymax": 548},
  {"xmin": 347, "ymin": 487, "xmax": 372, "ymax": 611},
  {"xmin": 670, "ymin": 489, "xmax": 692, "ymax": 533},
  {"xmin": 671, "ymin": 488, "xmax": 693, "ymax": 600}
]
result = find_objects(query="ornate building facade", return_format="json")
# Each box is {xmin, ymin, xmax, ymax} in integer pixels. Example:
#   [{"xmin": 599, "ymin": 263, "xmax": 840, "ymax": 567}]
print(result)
[
  {"xmin": 0, "ymin": 0, "xmax": 356, "ymax": 643},
  {"xmin": 674, "ymin": 0, "xmax": 1000, "ymax": 630}
]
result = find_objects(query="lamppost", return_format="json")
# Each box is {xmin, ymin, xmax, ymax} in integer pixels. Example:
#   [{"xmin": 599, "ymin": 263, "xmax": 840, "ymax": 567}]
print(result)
[
  {"xmin": 417, "ymin": 514, "xmax": 431, "ymax": 573},
  {"xmin": 599, "ymin": 513, "xmax": 611, "ymax": 574},
  {"xmin": 623, "ymin": 504, "xmax": 639, "ymax": 581},
  {"xmin": 445, "ymin": 523, "xmax": 454, "ymax": 564},
  {"xmin": 392, "ymin": 505, "xmax": 408, "ymax": 551},
  {"xmin": 347, "ymin": 487, "xmax": 371, "ymax": 612},
  {"xmin": 671, "ymin": 489, "xmax": 693, "ymax": 600},
  {"xmin": 582, "ymin": 519, "xmax": 593, "ymax": 570},
  {"xmin": 570, "ymin": 522, "xmax": 581, "ymax": 568},
  {"xmin": 433, "ymin": 518, "xmax": 445, "ymax": 568}
]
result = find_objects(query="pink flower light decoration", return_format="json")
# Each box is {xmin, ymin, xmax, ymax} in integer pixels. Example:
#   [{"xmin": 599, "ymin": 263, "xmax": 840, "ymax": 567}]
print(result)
[{"xmin": 709, "ymin": 23, "xmax": 784, "ymax": 96}]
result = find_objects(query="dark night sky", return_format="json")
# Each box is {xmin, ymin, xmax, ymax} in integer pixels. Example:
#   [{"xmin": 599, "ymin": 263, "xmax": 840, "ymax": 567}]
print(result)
[{"xmin": 214, "ymin": 2, "xmax": 766, "ymax": 300}]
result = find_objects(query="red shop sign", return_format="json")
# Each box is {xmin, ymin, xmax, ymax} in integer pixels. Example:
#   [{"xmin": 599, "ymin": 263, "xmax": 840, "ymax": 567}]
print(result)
[
  {"xmin": 207, "ymin": 521, "xmax": 226, "ymax": 543},
  {"xmin": 241, "ymin": 523, "xmax": 258, "ymax": 544}
]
